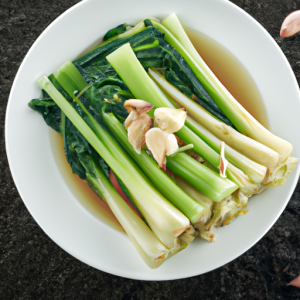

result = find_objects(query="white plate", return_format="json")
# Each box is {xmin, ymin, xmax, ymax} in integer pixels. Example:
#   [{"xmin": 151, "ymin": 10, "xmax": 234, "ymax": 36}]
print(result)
[{"xmin": 5, "ymin": 0, "xmax": 300, "ymax": 280}]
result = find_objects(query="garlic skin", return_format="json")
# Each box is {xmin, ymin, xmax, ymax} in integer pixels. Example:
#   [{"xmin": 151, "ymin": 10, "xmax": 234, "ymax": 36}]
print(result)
[
  {"xmin": 124, "ymin": 99, "xmax": 154, "ymax": 114},
  {"xmin": 154, "ymin": 108, "xmax": 187, "ymax": 134},
  {"xmin": 145, "ymin": 128, "xmax": 178, "ymax": 168},
  {"xmin": 219, "ymin": 142, "xmax": 228, "ymax": 178},
  {"xmin": 123, "ymin": 99, "xmax": 154, "ymax": 153}
]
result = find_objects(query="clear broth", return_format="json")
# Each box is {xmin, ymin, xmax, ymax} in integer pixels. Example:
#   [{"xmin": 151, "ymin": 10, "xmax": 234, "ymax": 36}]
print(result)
[
  {"xmin": 186, "ymin": 28, "xmax": 269, "ymax": 128},
  {"xmin": 50, "ymin": 29, "xmax": 269, "ymax": 230},
  {"xmin": 49, "ymin": 130, "xmax": 124, "ymax": 232}
]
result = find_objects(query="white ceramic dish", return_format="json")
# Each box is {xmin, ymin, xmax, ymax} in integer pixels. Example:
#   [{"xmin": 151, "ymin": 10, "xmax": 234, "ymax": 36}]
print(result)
[{"xmin": 5, "ymin": 0, "xmax": 300, "ymax": 280}]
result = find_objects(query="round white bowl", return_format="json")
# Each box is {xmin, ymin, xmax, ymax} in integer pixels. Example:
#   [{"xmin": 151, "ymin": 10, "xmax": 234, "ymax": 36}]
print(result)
[{"xmin": 5, "ymin": 0, "xmax": 300, "ymax": 280}]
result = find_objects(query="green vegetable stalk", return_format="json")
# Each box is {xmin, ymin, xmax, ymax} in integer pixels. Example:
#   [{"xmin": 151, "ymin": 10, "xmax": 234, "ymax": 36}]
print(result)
[
  {"xmin": 160, "ymin": 13, "xmax": 293, "ymax": 165},
  {"xmin": 30, "ymin": 76, "xmax": 186, "ymax": 268},
  {"xmin": 105, "ymin": 43, "xmax": 259, "ymax": 194},
  {"xmin": 102, "ymin": 111, "xmax": 205, "ymax": 223},
  {"xmin": 103, "ymin": 110, "xmax": 236, "ymax": 203},
  {"xmin": 166, "ymin": 152, "xmax": 238, "ymax": 202},
  {"xmin": 148, "ymin": 68, "xmax": 277, "ymax": 171},
  {"xmin": 84, "ymin": 155, "xmax": 182, "ymax": 269},
  {"xmin": 38, "ymin": 75, "xmax": 193, "ymax": 250},
  {"xmin": 173, "ymin": 175, "xmax": 215, "ymax": 242}
]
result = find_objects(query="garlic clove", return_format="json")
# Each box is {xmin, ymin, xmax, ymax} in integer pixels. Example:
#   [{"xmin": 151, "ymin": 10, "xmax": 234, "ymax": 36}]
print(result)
[
  {"xmin": 124, "ymin": 99, "xmax": 154, "ymax": 114},
  {"xmin": 124, "ymin": 110, "xmax": 139, "ymax": 130},
  {"xmin": 280, "ymin": 10, "xmax": 300, "ymax": 38},
  {"xmin": 123, "ymin": 99, "xmax": 154, "ymax": 152},
  {"xmin": 128, "ymin": 113, "xmax": 153, "ymax": 154},
  {"xmin": 288, "ymin": 274, "xmax": 300, "ymax": 288},
  {"xmin": 145, "ymin": 128, "xmax": 167, "ymax": 167},
  {"xmin": 145, "ymin": 128, "xmax": 178, "ymax": 168},
  {"xmin": 154, "ymin": 107, "xmax": 187, "ymax": 134},
  {"xmin": 166, "ymin": 134, "xmax": 179, "ymax": 156}
]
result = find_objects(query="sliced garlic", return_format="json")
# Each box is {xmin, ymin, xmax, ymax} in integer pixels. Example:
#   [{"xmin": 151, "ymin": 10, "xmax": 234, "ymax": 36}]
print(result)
[
  {"xmin": 124, "ymin": 99, "xmax": 154, "ymax": 153},
  {"xmin": 154, "ymin": 108, "xmax": 187, "ymax": 134},
  {"xmin": 145, "ymin": 128, "xmax": 178, "ymax": 168},
  {"xmin": 165, "ymin": 134, "xmax": 178, "ymax": 156},
  {"xmin": 124, "ymin": 110, "xmax": 139, "ymax": 130},
  {"xmin": 128, "ymin": 113, "xmax": 153, "ymax": 154}
]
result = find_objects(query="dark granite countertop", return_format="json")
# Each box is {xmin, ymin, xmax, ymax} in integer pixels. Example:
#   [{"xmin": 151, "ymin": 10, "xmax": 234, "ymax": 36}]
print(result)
[{"xmin": 1, "ymin": 1, "xmax": 300, "ymax": 299}]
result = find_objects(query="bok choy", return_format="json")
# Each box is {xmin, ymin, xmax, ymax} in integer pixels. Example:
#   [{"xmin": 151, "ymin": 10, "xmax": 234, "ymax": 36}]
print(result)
[
  {"xmin": 30, "ymin": 78, "xmax": 176, "ymax": 268},
  {"xmin": 37, "ymin": 75, "xmax": 196, "ymax": 253},
  {"xmin": 160, "ymin": 13, "xmax": 295, "ymax": 167},
  {"xmin": 103, "ymin": 110, "xmax": 237, "ymax": 203},
  {"xmin": 106, "ymin": 43, "xmax": 260, "ymax": 194},
  {"xmin": 28, "ymin": 13, "xmax": 297, "ymax": 269}
]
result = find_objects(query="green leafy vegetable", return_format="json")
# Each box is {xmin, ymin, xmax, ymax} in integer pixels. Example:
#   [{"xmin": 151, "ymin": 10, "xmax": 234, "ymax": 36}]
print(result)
[
  {"xmin": 74, "ymin": 22, "xmax": 233, "ymax": 126},
  {"xmin": 38, "ymin": 75, "xmax": 194, "ymax": 250},
  {"xmin": 103, "ymin": 111, "xmax": 205, "ymax": 223},
  {"xmin": 103, "ymin": 23, "xmax": 131, "ymax": 41},
  {"xmin": 29, "ymin": 98, "xmax": 62, "ymax": 133},
  {"xmin": 160, "ymin": 13, "xmax": 294, "ymax": 166},
  {"xmin": 28, "ymin": 13, "xmax": 297, "ymax": 269}
]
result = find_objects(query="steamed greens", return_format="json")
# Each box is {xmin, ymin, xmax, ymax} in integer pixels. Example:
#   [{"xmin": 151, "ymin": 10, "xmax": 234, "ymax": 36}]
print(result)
[{"xmin": 29, "ymin": 14, "xmax": 297, "ymax": 269}]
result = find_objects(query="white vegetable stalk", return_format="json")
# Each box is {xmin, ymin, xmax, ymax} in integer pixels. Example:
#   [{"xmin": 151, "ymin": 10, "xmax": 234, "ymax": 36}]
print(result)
[
  {"xmin": 128, "ymin": 193, "xmax": 192, "ymax": 249},
  {"xmin": 148, "ymin": 68, "xmax": 279, "ymax": 170},
  {"xmin": 265, "ymin": 156, "xmax": 298, "ymax": 186},
  {"xmin": 94, "ymin": 169, "xmax": 178, "ymax": 269},
  {"xmin": 160, "ymin": 13, "xmax": 293, "ymax": 165},
  {"xmin": 225, "ymin": 163, "xmax": 261, "ymax": 197},
  {"xmin": 38, "ymin": 75, "xmax": 192, "ymax": 251},
  {"xmin": 206, "ymin": 191, "xmax": 249, "ymax": 230},
  {"xmin": 186, "ymin": 117, "xmax": 267, "ymax": 184},
  {"xmin": 173, "ymin": 175, "xmax": 216, "ymax": 242}
]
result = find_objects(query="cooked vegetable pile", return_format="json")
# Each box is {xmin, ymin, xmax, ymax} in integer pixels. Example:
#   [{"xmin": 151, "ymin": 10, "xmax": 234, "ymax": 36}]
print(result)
[{"xmin": 29, "ymin": 14, "xmax": 298, "ymax": 269}]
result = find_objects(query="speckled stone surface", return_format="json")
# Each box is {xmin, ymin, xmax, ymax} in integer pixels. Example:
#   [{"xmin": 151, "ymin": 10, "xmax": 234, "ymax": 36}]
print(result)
[{"xmin": 1, "ymin": 0, "xmax": 300, "ymax": 299}]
